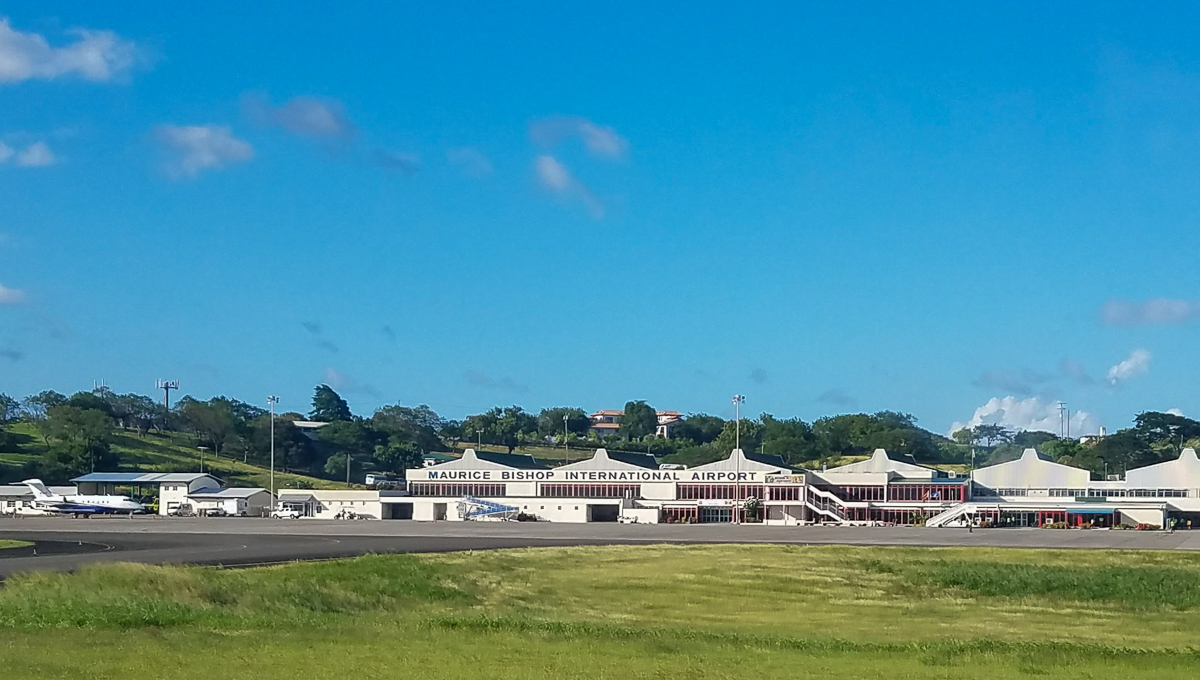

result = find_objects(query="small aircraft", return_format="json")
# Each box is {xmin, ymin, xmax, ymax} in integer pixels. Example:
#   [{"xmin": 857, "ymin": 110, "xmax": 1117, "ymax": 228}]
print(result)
[{"xmin": 21, "ymin": 479, "xmax": 146, "ymax": 517}]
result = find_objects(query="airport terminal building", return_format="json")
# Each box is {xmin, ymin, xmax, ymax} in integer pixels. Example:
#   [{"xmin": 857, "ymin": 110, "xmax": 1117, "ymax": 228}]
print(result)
[
  {"xmin": 371, "ymin": 447, "xmax": 969, "ymax": 524},
  {"xmin": 285, "ymin": 446, "xmax": 1200, "ymax": 527}
]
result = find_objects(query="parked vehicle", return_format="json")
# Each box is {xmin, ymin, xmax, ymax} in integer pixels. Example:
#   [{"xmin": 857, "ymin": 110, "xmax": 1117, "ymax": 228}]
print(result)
[
  {"xmin": 618, "ymin": 515, "xmax": 640, "ymax": 524},
  {"xmin": 201, "ymin": 507, "xmax": 229, "ymax": 518},
  {"xmin": 271, "ymin": 506, "xmax": 303, "ymax": 519}
]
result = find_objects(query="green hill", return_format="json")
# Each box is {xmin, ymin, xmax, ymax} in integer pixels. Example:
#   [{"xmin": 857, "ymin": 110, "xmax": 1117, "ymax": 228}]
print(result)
[{"xmin": 1, "ymin": 423, "xmax": 348, "ymax": 489}]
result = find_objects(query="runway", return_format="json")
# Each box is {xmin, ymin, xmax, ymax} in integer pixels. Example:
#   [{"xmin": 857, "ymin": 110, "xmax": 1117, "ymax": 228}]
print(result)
[{"xmin": 3, "ymin": 516, "xmax": 1200, "ymax": 577}]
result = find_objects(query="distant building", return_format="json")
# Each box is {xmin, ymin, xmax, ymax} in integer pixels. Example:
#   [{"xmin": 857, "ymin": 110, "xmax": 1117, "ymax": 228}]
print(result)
[
  {"xmin": 0, "ymin": 485, "xmax": 76, "ymax": 515},
  {"xmin": 589, "ymin": 409, "xmax": 684, "ymax": 439},
  {"xmin": 588, "ymin": 410, "xmax": 623, "ymax": 438}
]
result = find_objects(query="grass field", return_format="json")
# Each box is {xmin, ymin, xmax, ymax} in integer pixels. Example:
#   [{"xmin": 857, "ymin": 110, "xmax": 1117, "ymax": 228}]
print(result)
[
  {"xmin": 0, "ymin": 540, "xmax": 31, "ymax": 550},
  {"xmin": 0, "ymin": 544, "xmax": 1198, "ymax": 678},
  {"xmin": 1, "ymin": 423, "xmax": 348, "ymax": 489}
]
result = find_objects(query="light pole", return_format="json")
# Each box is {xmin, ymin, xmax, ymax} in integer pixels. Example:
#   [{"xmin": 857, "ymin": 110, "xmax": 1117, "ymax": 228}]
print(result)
[
  {"xmin": 732, "ymin": 394, "xmax": 745, "ymax": 524},
  {"xmin": 268, "ymin": 396, "xmax": 279, "ymax": 507},
  {"xmin": 563, "ymin": 414, "xmax": 570, "ymax": 463}
]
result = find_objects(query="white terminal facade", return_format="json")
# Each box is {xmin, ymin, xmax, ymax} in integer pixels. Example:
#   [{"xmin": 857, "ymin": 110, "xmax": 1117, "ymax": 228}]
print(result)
[{"xmin": 279, "ymin": 446, "xmax": 1200, "ymax": 527}]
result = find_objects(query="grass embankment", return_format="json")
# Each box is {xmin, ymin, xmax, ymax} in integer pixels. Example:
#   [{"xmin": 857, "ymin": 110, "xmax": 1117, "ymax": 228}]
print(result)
[
  {"xmin": 2, "ymin": 423, "xmax": 347, "ymax": 489},
  {"xmin": 0, "ymin": 541, "xmax": 32, "ymax": 550},
  {"xmin": 2, "ymin": 545, "xmax": 1199, "ymax": 678}
]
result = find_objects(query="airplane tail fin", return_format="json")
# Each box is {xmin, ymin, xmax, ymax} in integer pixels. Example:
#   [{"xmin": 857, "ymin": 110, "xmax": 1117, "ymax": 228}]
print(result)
[{"xmin": 20, "ymin": 479, "xmax": 54, "ymax": 499}]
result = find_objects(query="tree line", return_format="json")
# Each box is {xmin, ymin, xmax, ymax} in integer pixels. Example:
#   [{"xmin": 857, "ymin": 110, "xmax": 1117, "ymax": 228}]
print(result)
[{"xmin": 3, "ymin": 385, "xmax": 1197, "ymax": 483}]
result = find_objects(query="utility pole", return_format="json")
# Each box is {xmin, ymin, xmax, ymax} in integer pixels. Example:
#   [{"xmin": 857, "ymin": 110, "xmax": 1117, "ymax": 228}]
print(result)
[
  {"xmin": 268, "ymin": 396, "xmax": 279, "ymax": 505},
  {"xmin": 732, "ymin": 394, "xmax": 745, "ymax": 524},
  {"xmin": 563, "ymin": 413, "xmax": 570, "ymax": 464},
  {"xmin": 157, "ymin": 379, "xmax": 179, "ymax": 431}
]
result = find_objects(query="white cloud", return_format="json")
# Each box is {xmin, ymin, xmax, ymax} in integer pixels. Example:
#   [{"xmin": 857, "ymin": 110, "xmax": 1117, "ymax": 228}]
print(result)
[
  {"xmin": 1106, "ymin": 348, "xmax": 1151, "ymax": 386},
  {"xmin": 154, "ymin": 125, "xmax": 254, "ymax": 179},
  {"xmin": 0, "ymin": 140, "xmax": 11, "ymax": 163},
  {"xmin": 0, "ymin": 18, "xmax": 140, "ymax": 85},
  {"xmin": 244, "ymin": 94, "xmax": 355, "ymax": 139},
  {"xmin": 0, "ymin": 283, "xmax": 28, "ymax": 305},
  {"xmin": 530, "ymin": 116, "xmax": 628, "ymax": 160},
  {"xmin": 15, "ymin": 141, "xmax": 54, "ymax": 167},
  {"xmin": 1167, "ymin": 408, "xmax": 1186, "ymax": 417},
  {"xmin": 447, "ymin": 146, "xmax": 493, "ymax": 177},
  {"xmin": 535, "ymin": 155, "xmax": 603, "ymax": 218},
  {"xmin": 1102, "ymin": 299, "xmax": 1200, "ymax": 326},
  {"xmin": 949, "ymin": 396, "xmax": 1102, "ymax": 437}
]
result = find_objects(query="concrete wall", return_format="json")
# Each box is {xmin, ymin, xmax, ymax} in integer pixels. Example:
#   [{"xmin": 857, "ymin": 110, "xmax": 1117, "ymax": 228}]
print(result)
[
  {"xmin": 1117, "ymin": 507, "xmax": 1165, "ymax": 526},
  {"xmin": 159, "ymin": 483, "xmax": 191, "ymax": 515}
]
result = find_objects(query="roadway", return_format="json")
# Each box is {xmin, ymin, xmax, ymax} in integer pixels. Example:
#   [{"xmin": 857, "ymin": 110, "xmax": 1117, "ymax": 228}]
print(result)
[{"xmin": 3, "ymin": 516, "xmax": 1200, "ymax": 577}]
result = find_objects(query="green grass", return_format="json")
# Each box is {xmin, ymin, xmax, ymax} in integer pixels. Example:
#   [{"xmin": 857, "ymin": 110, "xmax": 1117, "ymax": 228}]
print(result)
[
  {"xmin": 1, "ymin": 545, "xmax": 1199, "ymax": 678},
  {"xmin": 0, "ymin": 541, "xmax": 32, "ymax": 550},
  {"xmin": 2, "ymin": 423, "xmax": 348, "ymax": 489}
]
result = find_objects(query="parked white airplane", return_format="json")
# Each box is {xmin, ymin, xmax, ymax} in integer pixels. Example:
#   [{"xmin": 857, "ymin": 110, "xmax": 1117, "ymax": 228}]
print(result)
[{"xmin": 21, "ymin": 479, "xmax": 145, "ymax": 517}]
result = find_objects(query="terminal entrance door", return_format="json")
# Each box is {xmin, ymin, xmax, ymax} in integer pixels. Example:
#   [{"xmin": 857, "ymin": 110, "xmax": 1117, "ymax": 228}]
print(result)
[
  {"xmin": 699, "ymin": 506, "xmax": 732, "ymax": 523},
  {"xmin": 588, "ymin": 505, "xmax": 619, "ymax": 522}
]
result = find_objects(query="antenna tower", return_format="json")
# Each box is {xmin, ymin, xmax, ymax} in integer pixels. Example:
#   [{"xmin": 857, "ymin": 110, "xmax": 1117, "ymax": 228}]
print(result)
[{"xmin": 157, "ymin": 379, "xmax": 179, "ymax": 428}]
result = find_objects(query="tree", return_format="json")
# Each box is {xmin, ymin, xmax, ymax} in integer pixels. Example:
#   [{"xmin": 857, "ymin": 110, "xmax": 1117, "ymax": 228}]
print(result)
[
  {"xmin": 462, "ymin": 406, "xmax": 537, "ymax": 452},
  {"xmin": 37, "ymin": 405, "xmax": 116, "ymax": 479},
  {"xmin": 310, "ymin": 384, "xmax": 352, "ymax": 422},
  {"xmin": 373, "ymin": 441, "xmax": 424, "ymax": 474},
  {"xmin": 66, "ymin": 391, "xmax": 115, "ymax": 418},
  {"xmin": 1133, "ymin": 411, "xmax": 1200, "ymax": 455},
  {"xmin": 22, "ymin": 390, "xmax": 66, "ymax": 422},
  {"xmin": 0, "ymin": 393, "xmax": 20, "ymax": 426},
  {"xmin": 971, "ymin": 424, "xmax": 1013, "ymax": 447},
  {"xmin": 177, "ymin": 397, "xmax": 240, "ymax": 456},
  {"xmin": 372, "ymin": 404, "xmax": 445, "ymax": 453},
  {"xmin": 671, "ymin": 414, "xmax": 725, "ymax": 444},
  {"xmin": 111, "ymin": 393, "xmax": 159, "ymax": 435},
  {"xmin": 0, "ymin": 393, "xmax": 20, "ymax": 453},
  {"xmin": 951, "ymin": 428, "xmax": 974, "ymax": 446},
  {"xmin": 318, "ymin": 420, "xmax": 385, "ymax": 482},
  {"xmin": 714, "ymin": 418, "xmax": 763, "ymax": 454},
  {"xmin": 760, "ymin": 414, "xmax": 819, "ymax": 463},
  {"xmin": 536, "ymin": 407, "xmax": 590, "ymax": 439},
  {"xmin": 620, "ymin": 400, "xmax": 658, "ymax": 440}
]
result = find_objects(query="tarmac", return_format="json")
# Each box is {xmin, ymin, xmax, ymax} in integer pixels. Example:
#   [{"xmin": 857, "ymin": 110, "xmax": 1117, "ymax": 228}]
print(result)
[{"xmin": 3, "ymin": 515, "xmax": 1200, "ymax": 577}]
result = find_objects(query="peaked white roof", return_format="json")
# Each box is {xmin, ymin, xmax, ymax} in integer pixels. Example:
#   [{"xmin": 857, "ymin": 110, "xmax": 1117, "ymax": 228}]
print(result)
[
  {"xmin": 826, "ymin": 449, "xmax": 936, "ymax": 478},
  {"xmin": 556, "ymin": 449, "xmax": 659, "ymax": 471},
  {"xmin": 424, "ymin": 448, "xmax": 508, "ymax": 470},
  {"xmin": 1126, "ymin": 448, "xmax": 1200, "ymax": 489},
  {"xmin": 972, "ymin": 448, "xmax": 1090, "ymax": 489},
  {"xmin": 689, "ymin": 449, "xmax": 791, "ymax": 473}
]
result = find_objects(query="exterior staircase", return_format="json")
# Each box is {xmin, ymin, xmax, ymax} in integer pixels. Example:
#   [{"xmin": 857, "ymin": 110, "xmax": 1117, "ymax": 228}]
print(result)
[
  {"xmin": 458, "ymin": 496, "xmax": 518, "ymax": 521},
  {"xmin": 805, "ymin": 486, "xmax": 850, "ymax": 523}
]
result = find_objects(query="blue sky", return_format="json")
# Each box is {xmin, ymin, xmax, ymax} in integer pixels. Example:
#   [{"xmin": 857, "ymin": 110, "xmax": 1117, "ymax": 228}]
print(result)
[{"xmin": 2, "ymin": 2, "xmax": 1199, "ymax": 434}]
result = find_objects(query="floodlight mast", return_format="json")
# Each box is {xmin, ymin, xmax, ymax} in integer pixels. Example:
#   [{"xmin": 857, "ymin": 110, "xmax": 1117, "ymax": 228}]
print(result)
[
  {"xmin": 732, "ymin": 394, "xmax": 745, "ymax": 524},
  {"xmin": 268, "ymin": 396, "xmax": 279, "ymax": 507}
]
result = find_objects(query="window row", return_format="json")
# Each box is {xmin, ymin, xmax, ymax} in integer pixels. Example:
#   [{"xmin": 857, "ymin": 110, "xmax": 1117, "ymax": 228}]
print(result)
[
  {"xmin": 888, "ymin": 485, "xmax": 965, "ymax": 502},
  {"xmin": 676, "ymin": 484, "xmax": 765, "ymax": 500},
  {"xmin": 408, "ymin": 483, "xmax": 506, "ymax": 497},
  {"xmin": 827, "ymin": 485, "xmax": 887, "ymax": 502},
  {"xmin": 540, "ymin": 484, "xmax": 640, "ymax": 498},
  {"xmin": 767, "ymin": 486, "xmax": 804, "ymax": 501},
  {"xmin": 1049, "ymin": 488, "xmax": 1189, "ymax": 498}
]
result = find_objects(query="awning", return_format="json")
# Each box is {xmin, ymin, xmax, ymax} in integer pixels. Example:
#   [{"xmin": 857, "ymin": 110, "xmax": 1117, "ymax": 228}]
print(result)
[{"xmin": 278, "ymin": 494, "xmax": 316, "ymax": 504}]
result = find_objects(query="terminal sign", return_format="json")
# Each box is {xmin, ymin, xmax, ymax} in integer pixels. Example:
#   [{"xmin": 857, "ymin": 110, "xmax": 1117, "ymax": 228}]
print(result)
[{"xmin": 424, "ymin": 469, "xmax": 767, "ymax": 482}]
